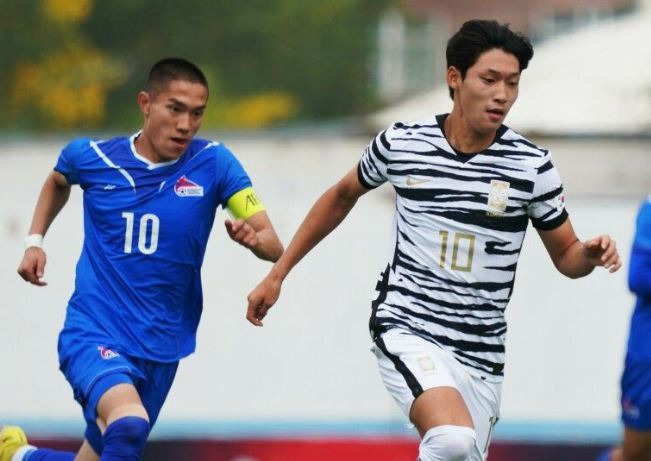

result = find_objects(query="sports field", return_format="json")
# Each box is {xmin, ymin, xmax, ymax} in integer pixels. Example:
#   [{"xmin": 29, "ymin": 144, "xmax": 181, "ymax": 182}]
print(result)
[{"xmin": 2, "ymin": 135, "xmax": 646, "ymax": 460}]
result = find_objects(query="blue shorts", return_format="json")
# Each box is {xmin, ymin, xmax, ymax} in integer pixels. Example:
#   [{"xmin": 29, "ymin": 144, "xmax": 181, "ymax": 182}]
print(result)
[
  {"xmin": 621, "ymin": 356, "xmax": 651, "ymax": 430},
  {"xmin": 58, "ymin": 328, "xmax": 178, "ymax": 453}
]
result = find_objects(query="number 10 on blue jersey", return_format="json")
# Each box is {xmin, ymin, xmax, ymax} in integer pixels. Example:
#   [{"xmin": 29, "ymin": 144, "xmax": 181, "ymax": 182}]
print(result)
[{"xmin": 122, "ymin": 212, "xmax": 160, "ymax": 254}]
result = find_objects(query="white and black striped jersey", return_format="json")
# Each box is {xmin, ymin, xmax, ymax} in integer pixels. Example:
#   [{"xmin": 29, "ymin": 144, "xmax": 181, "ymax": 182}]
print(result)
[{"xmin": 359, "ymin": 114, "xmax": 568, "ymax": 382}]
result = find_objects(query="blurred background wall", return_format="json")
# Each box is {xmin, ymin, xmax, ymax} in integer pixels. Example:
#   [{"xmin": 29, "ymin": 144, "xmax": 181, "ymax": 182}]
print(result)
[{"xmin": 1, "ymin": 0, "xmax": 650, "ymax": 459}]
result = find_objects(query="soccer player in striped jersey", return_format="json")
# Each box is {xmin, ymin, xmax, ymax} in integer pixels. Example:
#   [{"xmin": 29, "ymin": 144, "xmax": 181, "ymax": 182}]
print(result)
[
  {"xmin": 599, "ymin": 196, "xmax": 651, "ymax": 461},
  {"xmin": 3, "ymin": 58, "xmax": 283, "ymax": 461},
  {"xmin": 247, "ymin": 20, "xmax": 621, "ymax": 461}
]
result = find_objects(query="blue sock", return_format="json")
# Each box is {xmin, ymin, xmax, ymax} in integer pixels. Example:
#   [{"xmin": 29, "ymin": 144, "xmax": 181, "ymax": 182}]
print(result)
[
  {"xmin": 100, "ymin": 416, "xmax": 150, "ymax": 461},
  {"xmin": 24, "ymin": 449, "xmax": 75, "ymax": 461},
  {"xmin": 596, "ymin": 448, "xmax": 612, "ymax": 461}
]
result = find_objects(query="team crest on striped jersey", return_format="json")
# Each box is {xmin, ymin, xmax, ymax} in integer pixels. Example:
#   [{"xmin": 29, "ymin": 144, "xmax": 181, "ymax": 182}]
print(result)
[
  {"xmin": 486, "ymin": 180, "xmax": 510, "ymax": 217},
  {"xmin": 174, "ymin": 175, "xmax": 204, "ymax": 197}
]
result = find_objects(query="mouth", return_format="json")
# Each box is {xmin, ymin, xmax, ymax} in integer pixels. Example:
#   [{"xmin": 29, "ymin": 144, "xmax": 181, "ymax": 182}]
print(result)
[
  {"xmin": 486, "ymin": 108, "xmax": 505, "ymax": 122},
  {"xmin": 170, "ymin": 137, "xmax": 189, "ymax": 148}
]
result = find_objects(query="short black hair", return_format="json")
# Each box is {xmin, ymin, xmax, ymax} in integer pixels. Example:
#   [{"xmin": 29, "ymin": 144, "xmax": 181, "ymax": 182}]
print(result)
[
  {"xmin": 446, "ymin": 19, "xmax": 533, "ymax": 99},
  {"xmin": 145, "ymin": 57, "xmax": 208, "ymax": 96}
]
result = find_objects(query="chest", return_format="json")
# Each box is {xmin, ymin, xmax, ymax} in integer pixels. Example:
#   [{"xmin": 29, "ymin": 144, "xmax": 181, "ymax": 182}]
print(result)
[{"xmin": 80, "ymin": 162, "xmax": 219, "ymax": 241}]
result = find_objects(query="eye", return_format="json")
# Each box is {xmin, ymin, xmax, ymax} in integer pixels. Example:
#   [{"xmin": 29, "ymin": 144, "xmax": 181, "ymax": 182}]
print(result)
[{"xmin": 482, "ymin": 77, "xmax": 495, "ymax": 84}]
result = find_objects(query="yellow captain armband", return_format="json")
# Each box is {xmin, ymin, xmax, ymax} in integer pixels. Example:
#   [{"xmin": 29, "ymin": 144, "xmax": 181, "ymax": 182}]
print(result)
[{"xmin": 226, "ymin": 187, "xmax": 266, "ymax": 219}]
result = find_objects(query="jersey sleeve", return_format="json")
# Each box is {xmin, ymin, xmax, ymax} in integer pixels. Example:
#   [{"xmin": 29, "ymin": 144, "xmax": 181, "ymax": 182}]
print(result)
[
  {"xmin": 629, "ymin": 197, "xmax": 651, "ymax": 296},
  {"xmin": 357, "ymin": 126, "xmax": 394, "ymax": 189},
  {"xmin": 214, "ymin": 144, "xmax": 253, "ymax": 210},
  {"xmin": 527, "ymin": 151, "xmax": 568, "ymax": 230},
  {"xmin": 54, "ymin": 138, "xmax": 89, "ymax": 185}
]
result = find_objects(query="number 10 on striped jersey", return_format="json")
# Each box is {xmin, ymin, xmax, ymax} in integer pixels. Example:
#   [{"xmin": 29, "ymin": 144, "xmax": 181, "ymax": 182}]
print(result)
[{"xmin": 438, "ymin": 231, "xmax": 475, "ymax": 272}]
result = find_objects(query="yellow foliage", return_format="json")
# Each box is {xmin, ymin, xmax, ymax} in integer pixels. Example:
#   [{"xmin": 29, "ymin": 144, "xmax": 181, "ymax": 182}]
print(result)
[
  {"xmin": 43, "ymin": 0, "xmax": 92, "ymax": 23},
  {"xmin": 11, "ymin": 46, "xmax": 125, "ymax": 128},
  {"xmin": 206, "ymin": 92, "xmax": 299, "ymax": 129}
]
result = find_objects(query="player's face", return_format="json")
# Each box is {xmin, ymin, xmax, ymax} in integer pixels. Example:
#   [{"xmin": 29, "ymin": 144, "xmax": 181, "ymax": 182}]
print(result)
[
  {"xmin": 138, "ymin": 79, "xmax": 208, "ymax": 162},
  {"xmin": 449, "ymin": 48, "xmax": 520, "ymax": 136}
]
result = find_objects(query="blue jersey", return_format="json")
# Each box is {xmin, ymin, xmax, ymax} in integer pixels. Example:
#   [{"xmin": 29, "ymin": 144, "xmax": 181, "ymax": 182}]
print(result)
[
  {"xmin": 55, "ymin": 133, "xmax": 251, "ymax": 362},
  {"xmin": 626, "ymin": 196, "xmax": 651, "ymax": 360}
]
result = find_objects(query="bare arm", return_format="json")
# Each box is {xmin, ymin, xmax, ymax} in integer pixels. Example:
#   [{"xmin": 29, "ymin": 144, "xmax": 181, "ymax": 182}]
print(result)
[
  {"xmin": 537, "ymin": 218, "xmax": 621, "ymax": 279},
  {"xmin": 246, "ymin": 165, "xmax": 370, "ymax": 325},
  {"xmin": 225, "ymin": 210, "xmax": 284, "ymax": 262},
  {"xmin": 17, "ymin": 171, "xmax": 71, "ymax": 285}
]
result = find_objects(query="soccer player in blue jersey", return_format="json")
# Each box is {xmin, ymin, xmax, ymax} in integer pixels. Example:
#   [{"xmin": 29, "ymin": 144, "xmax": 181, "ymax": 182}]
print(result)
[
  {"xmin": 598, "ymin": 196, "xmax": 651, "ymax": 461},
  {"xmin": 1, "ymin": 58, "xmax": 283, "ymax": 461},
  {"xmin": 247, "ymin": 20, "xmax": 621, "ymax": 461}
]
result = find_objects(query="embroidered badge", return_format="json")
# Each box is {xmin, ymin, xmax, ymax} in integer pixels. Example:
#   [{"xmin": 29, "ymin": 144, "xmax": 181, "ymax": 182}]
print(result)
[
  {"xmin": 174, "ymin": 176, "xmax": 204, "ymax": 197},
  {"xmin": 487, "ymin": 180, "xmax": 510, "ymax": 217}
]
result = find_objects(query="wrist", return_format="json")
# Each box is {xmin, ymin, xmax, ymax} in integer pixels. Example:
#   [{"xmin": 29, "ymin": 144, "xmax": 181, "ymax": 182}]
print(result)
[
  {"xmin": 24, "ymin": 233, "xmax": 44, "ymax": 250},
  {"xmin": 269, "ymin": 264, "xmax": 288, "ymax": 282}
]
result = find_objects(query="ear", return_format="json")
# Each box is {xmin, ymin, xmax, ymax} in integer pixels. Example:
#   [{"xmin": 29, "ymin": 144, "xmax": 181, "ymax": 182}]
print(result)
[
  {"xmin": 137, "ymin": 91, "xmax": 151, "ymax": 116},
  {"xmin": 447, "ymin": 66, "xmax": 462, "ymax": 94}
]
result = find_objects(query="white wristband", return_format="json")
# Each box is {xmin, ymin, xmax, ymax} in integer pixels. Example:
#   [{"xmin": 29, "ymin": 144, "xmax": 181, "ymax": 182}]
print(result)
[{"xmin": 24, "ymin": 234, "xmax": 44, "ymax": 250}]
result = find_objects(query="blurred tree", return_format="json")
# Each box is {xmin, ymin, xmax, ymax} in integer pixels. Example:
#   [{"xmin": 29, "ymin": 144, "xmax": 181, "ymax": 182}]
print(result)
[
  {"xmin": 2, "ymin": 0, "xmax": 126, "ymax": 130},
  {"xmin": 84, "ymin": 0, "xmax": 391, "ymax": 129},
  {"xmin": 2, "ymin": 0, "xmax": 392, "ymax": 131}
]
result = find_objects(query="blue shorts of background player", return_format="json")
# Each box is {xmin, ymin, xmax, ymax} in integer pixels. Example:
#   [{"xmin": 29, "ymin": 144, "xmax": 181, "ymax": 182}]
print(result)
[
  {"xmin": 620, "ymin": 356, "xmax": 651, "ymax": 431},
  {"xmin": 58, "ymin": 330, "xmax": 178, "ymax": 454}
]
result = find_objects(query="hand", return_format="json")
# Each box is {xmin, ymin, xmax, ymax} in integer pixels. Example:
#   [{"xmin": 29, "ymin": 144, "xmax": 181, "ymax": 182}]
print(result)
[
  {"xmin": 246, "ymin": 275, "xmax": 282, "ymax": 326},
  {"xmin": 583, "ymin": 234, "xmax": 621, "ymax": 273},
  {"xmin": 17, "ymin": 247, "xmax": 48, "ymax": 286},
  {"xmin": 225, "ymin": 219, "xmax": 259, "ymax": 250}
]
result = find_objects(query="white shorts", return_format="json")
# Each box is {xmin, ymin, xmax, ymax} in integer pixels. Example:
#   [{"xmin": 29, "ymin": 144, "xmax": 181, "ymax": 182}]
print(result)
[{"xmin": 372, "ymin": 328, "xmax": 502, "ymax": 461}]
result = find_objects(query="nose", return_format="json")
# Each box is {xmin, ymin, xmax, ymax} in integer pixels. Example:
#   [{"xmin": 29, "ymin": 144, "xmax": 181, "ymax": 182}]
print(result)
[
  {"xmin": 493, "ymin": 81, "xmax": 508, "ymax": 104},
  {"xmin": 176, "ymin": 113, "xmax": 191, "ymax": 133}
]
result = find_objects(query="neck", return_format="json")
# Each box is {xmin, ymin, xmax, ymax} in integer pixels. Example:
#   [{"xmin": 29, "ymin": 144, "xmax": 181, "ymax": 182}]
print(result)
[
  {"xmin": 444, "ymin": 110, "xmax": 496, "ymax": 154},
  {"xmin": 133, "ymin": 131, "xmax": 160, "ymax": 163}
]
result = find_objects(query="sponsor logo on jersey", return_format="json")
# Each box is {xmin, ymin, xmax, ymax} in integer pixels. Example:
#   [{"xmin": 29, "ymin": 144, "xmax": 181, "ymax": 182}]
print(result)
[
  {"xmin": 557, "ymin": 193, "xmax": 565, "ymax": 211},
  {"xmin": 623, "ymin": 397, "xmax": 640, "ymax": 419},
  {"xmin": 486, "ymin": 180, "xmax": 510, "ymax": 217},
  {"xmin": 417, "ymin": 356, "xmax": 436, "ymax": 374},
  {"xmin": 103, "ymin": 184, "xmax": 116, "ymax": 190},
  {"xmin": 406, "ymin": 176, "xmax": 430, "ymax": 186},
  {"xmin": 174, "ymin": 175, "xmax": 204, "ymax": 197},
  {"xmin": 97, "ymin": 346, "xmax": 120, "ymax": 360}
]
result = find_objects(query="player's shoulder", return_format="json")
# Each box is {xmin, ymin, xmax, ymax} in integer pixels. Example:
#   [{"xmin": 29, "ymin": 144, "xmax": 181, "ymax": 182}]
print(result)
[
  {"xmin": 375, "ymin": 116, "xmax": 444, "ymax": 154},
  {"xmin": 188, "ymin": 137, "xmax": 228, "ymax": 157},
  {"xmin": 62, "ymin": 137, "xmax": 94, "ymax": 153},
  {"xmin": 639, "ymin": 195, "xmax": 651, "ymax": 215},
  {"xmin": 383, "ymin": 115, "xmax": 442, "ymax": 140},
  {"xmin": 187, "ymin": 138, "xmax": 233, "ymax": 160},
  {"xmin": 497, "ymin": 124, "xmax": 551, "ymax": 164},
  {"xmin": 636, "ymin": 197, "xmax": 651, "ymax": 238},
  {"xmin": 187, "ymin": 137, "xmax": 241, "ymax": 167},
  {"xmin": 63, "ymin": 135, "xmax": 129, "ymax": 154}
]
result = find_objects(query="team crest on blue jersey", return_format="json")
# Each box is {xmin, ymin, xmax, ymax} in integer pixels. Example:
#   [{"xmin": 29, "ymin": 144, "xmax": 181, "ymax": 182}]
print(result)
[
  {"xmin": 174, "ymin": 175, "xmax": 204, "ymax": 197},
  {"xmin": 486, "ymin": 180, "xmax": 510, "ymax": 217},
  {"xmin": 97, "ymin": 346, "xmax": 120, "ymax": 360}
]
